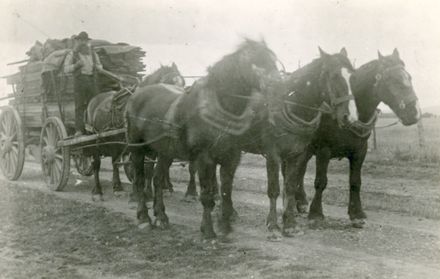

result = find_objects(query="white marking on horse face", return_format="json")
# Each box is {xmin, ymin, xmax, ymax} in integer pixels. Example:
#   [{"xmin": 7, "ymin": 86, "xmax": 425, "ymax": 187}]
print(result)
[
  {"xmin": 306, "ymin": 81, "xmax": 311, "ymax": 86},
  {"xmin": 341, "ymin": 67, "xmax": 358, "ymax": 122}
]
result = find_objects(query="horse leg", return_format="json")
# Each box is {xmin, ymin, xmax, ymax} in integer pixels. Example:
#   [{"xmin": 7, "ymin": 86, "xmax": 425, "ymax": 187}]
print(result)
[
  {"xmin": 132, "ymin": 152, "xmax": 152, "ymax": 227},
  {"xmin": 266, "ymin": 156, "xmax": 281, "ymax": 232},
  {"xmin": 217, "ymin": 151, "xmax": 241, "ymax": 235},
  {"xmin": 308, "ymin": 148, "xmax": 331, "ymax": 220},
  {"xmin": 165, "ymin": 166, "xmax": 174, "ymax": 193},
  {"xmin": 91, "ymin": 154, "xmax": 103, "ymax": 201},
  {"xmin": 184, "ymin": 160, "xmax": 198, "ymax": 201},
  {"xmin": 152, "ymin": 156, "xmax": 171, "ymax": 229},
  {"xmin": 295, "ymin": 150, "xmax": 313, "ymax": 213},
  {"xmin": 282, "ymin": 153, "xmax": 304, "ymax": 236},
  {"xmin": 144, "ymin": 161, "xmax": 154, "ymax": 202},
  {"xmin": 197, "ymin": 153, "xmax": 217, "ymax": 239},
  {"xmin": 348, "ymin": 148, "xmax": 367, "ymax": 228},
  {"xmin": 112, "ymin": 154, "xmax": 124, "ymax": 194}
]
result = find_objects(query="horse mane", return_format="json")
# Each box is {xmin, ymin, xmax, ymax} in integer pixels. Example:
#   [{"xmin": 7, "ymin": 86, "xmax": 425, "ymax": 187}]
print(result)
[
  {"xmin": 284, "ymin": 58, "xmax": 323, "ymax": 90},
  {"xmin": 205, "ymin": 38, "xmax": 275, "ymax": 94},
  {"xmin": 351, "ymin": 60, "xmax": 379, "ymax": 95}
]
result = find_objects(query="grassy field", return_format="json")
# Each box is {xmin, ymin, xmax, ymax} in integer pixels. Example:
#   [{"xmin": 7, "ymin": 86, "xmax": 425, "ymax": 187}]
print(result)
[{"xmin": 367, "ymin": 117, "xmax": 440, "ymax": 165}]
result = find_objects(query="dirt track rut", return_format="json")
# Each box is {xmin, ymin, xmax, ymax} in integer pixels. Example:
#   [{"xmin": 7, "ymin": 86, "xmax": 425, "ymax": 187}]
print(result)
[{"xmin": 0, "ymin": 159, "xmax": 439, "ymax": 278}]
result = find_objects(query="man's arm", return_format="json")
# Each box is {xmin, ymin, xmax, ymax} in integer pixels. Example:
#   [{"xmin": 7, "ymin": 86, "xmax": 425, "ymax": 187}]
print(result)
[
  {"xmin": 93, "ymin": 51, "xmax": 103, "ymax": 71},
  {"xmin": 64, "ymin": 51, "xmax": 82, "ymax": 74}
]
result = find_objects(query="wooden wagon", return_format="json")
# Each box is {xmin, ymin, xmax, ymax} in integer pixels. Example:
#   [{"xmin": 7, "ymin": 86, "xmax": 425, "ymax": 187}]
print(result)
[{"xmin": 0, "ymin": 55, "xmax": 138, "ymax": 191}]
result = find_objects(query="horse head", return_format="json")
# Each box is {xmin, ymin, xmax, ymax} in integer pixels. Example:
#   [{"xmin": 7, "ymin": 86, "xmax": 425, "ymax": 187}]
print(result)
[
  {"xmin": 371, "ymin": 49, "xmax": 420, "ymax": 125},
  {"xmin": 140, "ymin": 63, "xmax": 185, "ymax": 88},
  {"xmin": 208, "ymin": 38, "xmax": 280, "ymax": 95},
  {"xmin": 282, "ymin": 47, "xmax": 356, "ymax": 129}
]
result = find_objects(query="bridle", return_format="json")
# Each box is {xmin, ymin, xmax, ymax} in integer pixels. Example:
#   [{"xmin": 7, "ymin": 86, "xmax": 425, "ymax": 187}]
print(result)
[{"xmin": 373, "ymin": 64, "xmax": 418, "ymax": 108}]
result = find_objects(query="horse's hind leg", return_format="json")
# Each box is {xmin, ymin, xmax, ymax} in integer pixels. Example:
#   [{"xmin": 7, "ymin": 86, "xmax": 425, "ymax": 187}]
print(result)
[
  {"xmin": 217, "ymin": 151, "xmax": 241, "ymax": 235},
  {"xmin": 184, "ymin": 160, "xmax": 198, "ymax": 201},
  {"xmin": 91, "ymin": 154, "xmax": 103, "ymax": 201},
  {"xmin": 152, "ymin": 156, "xmax": 171, "ymax": 229},
  {"xmin": 112, "ymin": 154, "xmax": 124, "ymax": 194},
  {"xmin": 198, "ymin": 153, "xmax": 217, "ymax": 239},
  {"xmin": 132, "ymin": 152, "xmax": 152, "ymax": 227}
]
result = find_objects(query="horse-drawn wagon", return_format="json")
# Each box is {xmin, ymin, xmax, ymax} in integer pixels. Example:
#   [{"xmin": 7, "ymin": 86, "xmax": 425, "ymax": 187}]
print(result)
[{"xmin": 0, "ymin": 39, "xmax": 144, "ymax": 191}]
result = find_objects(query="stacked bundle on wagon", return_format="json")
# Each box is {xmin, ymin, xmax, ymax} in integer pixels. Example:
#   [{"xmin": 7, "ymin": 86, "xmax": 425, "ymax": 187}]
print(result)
[{"xmin": 0, "ymin": 35, "xmax": 146, "ymax": 191}]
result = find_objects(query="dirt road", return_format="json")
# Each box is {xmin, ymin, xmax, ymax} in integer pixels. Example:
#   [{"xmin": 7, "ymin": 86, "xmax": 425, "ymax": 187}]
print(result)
[{"xmin": 0, "ymin": 157, "xmax": 439, "ymax": 278}]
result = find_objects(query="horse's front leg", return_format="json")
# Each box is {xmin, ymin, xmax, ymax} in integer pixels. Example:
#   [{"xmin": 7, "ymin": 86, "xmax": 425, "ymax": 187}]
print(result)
[
  {"xmin": 295, "ymin": 150, "xmax": 313, "ymax": 213},
  {"xmin": 132, "ymin": 152, "xmax": 152, "ymax": 227},
  {"xmin": 348, "ymin": 147, "xmax": 368, "ymax": 228},
  {"xmin": 184, "ymin": 160, "xmax": 198, "ymax": 201},
  {"xmin": 266, "ymin": 155, "xmax": 281, "ymax": 232},
  {"xmin": 91, "ymin": 154, "xmax": 103, "ymax": 201},
  {"xmin": 111, "ymin": 154, "xmax": 124, "ymax": 194},
  {"xmin": 197, "ymin": 153, "xmax": 217, "ymax": 239},
  {"xmin": 282, "ymin": 153, "xmax": 305, "ymax": 236},
  {"xmin": 308, "ymin": 148, "xmax": 331, "ymax": 220},
  {"xmin": 152, "ymin": 156, "xmax": 172, "ymax": 229},
  {"xmin": 217, "ymin": 151, "xmax": 241, "ymax": 235}
]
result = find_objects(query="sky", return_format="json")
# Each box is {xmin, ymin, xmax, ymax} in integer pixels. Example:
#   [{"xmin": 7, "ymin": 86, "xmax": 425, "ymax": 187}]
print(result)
[{"xmin": 1, "ymin": 0, "xmax": 439, "ymax": 110}]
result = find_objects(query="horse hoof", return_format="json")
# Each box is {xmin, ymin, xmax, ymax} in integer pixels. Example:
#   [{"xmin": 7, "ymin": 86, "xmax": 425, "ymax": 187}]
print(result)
[
  {"xmin": 92, "ymin": 194, "xmax": 103, "ymax": 202},
  {"xmin": 182, "ymin": 195, "xmax": 198, "ymax": 203},
  {"xmin": 282, "ymin": 226, "xmax": 303, "ymax": 237},
  {"xmin": 351, "ymin": 219, "xmax": 366, "ymax": 228},
  {"xmin": 113, "ymin": 190, "xmax": 125, "ymax": 197},
  {"xmin": 138, "ymin": 223, "xmax": 150, "ymax": 230},
  {"xmin": 230, "ymin": 209, "xmax": 239, "ymax": 223},
  {"xmin": 153, "ymin": 218, "xmax": 170, "ymax": 230},
  {"xmin": 267, "ymin": 230, "xmax": 283, "ymax": 242},
  {"xmin": 308, "ymin": 212, "xmax": 325, "ymax": 221},
  {"xmin": 297, "ymin": 204, "xmax": 308, "ymax": 214},
  {"xmin": 200, "ymin": 226, "xmax": 217, "ymax": 240}
]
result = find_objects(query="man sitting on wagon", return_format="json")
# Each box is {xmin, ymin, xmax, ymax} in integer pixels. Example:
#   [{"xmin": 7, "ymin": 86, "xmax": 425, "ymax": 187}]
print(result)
[{"xmin": 64, "ymin": 31, "xmax": 103, "ymax": 136}]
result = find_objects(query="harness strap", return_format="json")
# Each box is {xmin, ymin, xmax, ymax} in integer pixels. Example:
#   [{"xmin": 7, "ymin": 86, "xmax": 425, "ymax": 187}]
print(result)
[{"xmin": 331, "ymin": 94, "xmax": 354, "ymax": 106}]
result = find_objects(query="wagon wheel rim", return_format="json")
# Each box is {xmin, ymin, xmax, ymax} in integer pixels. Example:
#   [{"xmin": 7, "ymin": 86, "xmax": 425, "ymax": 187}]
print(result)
[
  {"xmin": 0, "ymin": 107, "xmax": 25, "ymax": 180},
  {"xmin": 40, "ymin": 117, "xmax": 70, "ymax": 191},
  {"xmin": 73, "ymin": 153, "xmax": 94, "ymax": 176}
]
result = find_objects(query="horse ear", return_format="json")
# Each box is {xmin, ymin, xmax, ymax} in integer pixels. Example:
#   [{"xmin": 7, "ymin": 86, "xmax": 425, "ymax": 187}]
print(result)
[
  {"xmin": 171, "ymin": 62, "xmax": 177, "ymax": 70},
  {"xmin": 392, "ymin": 48, "xmax": 400, "ymax": 58},
  {"xmin": 340, "ymin": 47, "xmax": 348, "ymax": 57},
  {"xmin": 378, "ymin": 51, "xmax": 385, "ymax": 60},
  {"xmin": 318, "ymin": 47, "xmax": 328, "ymax": 57}
]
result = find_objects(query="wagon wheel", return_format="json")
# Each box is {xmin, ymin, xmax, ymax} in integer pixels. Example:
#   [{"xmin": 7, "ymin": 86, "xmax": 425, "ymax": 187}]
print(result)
[
  {"xmin": 0, "ymin": 106, "xmax": 25, "ymax": 180},
  {"xmin": 73, "ymin": 153, "xmax": 94, "ymax": 176},
  {"xmin": 40, "ymin": 117, "xmax": 70, "ymax": 191},
  {"xmin": 123, "ymin": 153, "xmax": 133, "ymax": 182}
]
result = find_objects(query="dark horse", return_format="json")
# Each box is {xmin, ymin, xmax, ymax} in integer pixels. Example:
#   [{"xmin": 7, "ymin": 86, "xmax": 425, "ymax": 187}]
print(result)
[
  {"xmin": 295, "ymin": 49, "xmax": 421, "ymax": 227},
  {"xmin": 126, "ymin": 39, "xmax": 280, "ymax": 238},
  {"xmin": 83, "ymin": 63, "xmax": 184, "ymax": 200},
  {"xmin": 216, "ymin": 47, "xmax": 356, "ymax": 236}
]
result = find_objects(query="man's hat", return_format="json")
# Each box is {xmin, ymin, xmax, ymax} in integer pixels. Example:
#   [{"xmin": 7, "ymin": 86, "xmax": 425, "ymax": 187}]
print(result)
[{"xmin": 76, "ymin": 31, "xmax": 90, "ymax": 40}]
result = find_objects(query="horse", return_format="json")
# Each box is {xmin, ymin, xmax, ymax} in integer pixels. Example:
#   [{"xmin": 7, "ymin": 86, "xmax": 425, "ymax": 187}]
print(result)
[
  {"xmin": 126, "ymin": 39, "xmax": 280, "ymax": 239},
  {"xmin": 83, "ymin": 63, "xmax": 185, "ymax": 201},
  {"xmin": 294, "ymin": 49, "xmax": 421, "ymax": 228},
  {"xmin": 217, "ymin": 47, "xmax": 356, "ymax": 236}
]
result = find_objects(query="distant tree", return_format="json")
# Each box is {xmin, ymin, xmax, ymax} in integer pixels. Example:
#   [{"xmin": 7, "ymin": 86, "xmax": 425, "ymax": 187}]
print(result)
[{"xmin": 421, "ymin": 112, "xmax": 436, "ymax": 118}]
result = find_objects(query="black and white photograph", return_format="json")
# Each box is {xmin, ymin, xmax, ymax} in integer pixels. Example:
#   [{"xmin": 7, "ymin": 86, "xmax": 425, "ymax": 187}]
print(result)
[{"xmin": 0, "ymin": 0, "xmax": 439, "ymax": 278}]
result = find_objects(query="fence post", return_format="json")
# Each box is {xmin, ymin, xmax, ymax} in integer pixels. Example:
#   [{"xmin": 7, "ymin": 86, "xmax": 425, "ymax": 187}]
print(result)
[
  {"xmin": 372, "ymin": 126, "xmax": 377, "ymax": 150},
  {"xmin": 417, "ymin": 118, "xmax": 426, "ymax": 148}
]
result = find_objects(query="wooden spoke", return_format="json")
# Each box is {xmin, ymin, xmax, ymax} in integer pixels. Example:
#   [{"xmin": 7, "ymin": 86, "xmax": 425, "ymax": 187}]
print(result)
[
  {"xmin": 40, "ymin": 117, "xmax": 70, "ymax": 191},
  {"xmin": 0, "ymin": 107, "xmax": 25, "ymax": 181}
]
